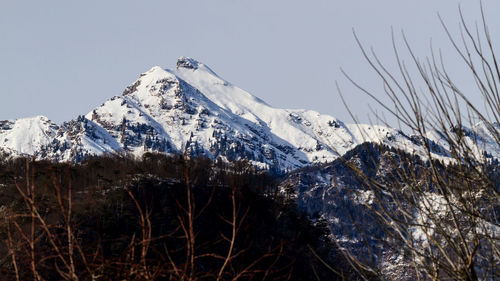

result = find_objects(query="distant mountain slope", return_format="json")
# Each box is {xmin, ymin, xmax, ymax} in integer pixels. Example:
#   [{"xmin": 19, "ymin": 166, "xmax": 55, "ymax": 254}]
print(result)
[
  {"xmin": 279, "ymin": 140, "xmax": 500, "ymax": 280},
  {"xmin": 0, "ymin": 57, "xmax": 498, "ymax": 169},
  {"xmin": 0, "ymin": 116, "xmax": 58, "ymax": 155}
]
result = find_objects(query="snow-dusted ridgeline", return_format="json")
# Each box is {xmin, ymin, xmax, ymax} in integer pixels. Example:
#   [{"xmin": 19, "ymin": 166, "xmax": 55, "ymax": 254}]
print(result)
[{"xmin": 0, "ymin": 57, "xmax": 498, "ymax": 169}]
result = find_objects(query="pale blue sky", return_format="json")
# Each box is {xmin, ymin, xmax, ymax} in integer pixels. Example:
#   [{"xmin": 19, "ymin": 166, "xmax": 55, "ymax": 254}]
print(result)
[{"xmin": 1, "ymin": 0, "xmax": 498, "ymax": 124}]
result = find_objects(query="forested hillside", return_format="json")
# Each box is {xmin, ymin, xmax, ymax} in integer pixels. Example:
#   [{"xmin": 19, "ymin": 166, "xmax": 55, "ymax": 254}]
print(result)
[{"xmin": 0, "ymin": 153, "xmax": 362, "ymax": 280}]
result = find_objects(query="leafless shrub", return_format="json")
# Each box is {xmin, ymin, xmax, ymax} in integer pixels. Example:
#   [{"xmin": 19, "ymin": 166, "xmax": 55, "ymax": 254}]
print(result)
[
  {"xmin": 336, "ymin": 2, "xmax": 499, "ymax": 280},
  {"xmin": 0, "ymin": 157, "xmax": 299, "ymax": 280}
]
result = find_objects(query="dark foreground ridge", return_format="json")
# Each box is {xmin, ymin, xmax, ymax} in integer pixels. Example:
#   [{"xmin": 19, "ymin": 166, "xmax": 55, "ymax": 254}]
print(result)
[{"xmin": 0, "ymin": 153, "xmax": 364, "ymax": 280}]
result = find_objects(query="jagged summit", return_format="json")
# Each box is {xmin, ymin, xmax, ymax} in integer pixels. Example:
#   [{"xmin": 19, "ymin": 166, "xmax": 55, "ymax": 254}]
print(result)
[
  {"xmin": 0, "ymin": 58, "xmax": 498, "ymax": 168},
  {"xmin": 0, "ymin": 115, "xmax": 58, "ymax": 155},
  {"xmin": 176, "ymin": 56, "xmax": 200, "ymax": 70},
  {"xmin": 175, "ymin": 56, "xmax": 222, "ymax": 80}
]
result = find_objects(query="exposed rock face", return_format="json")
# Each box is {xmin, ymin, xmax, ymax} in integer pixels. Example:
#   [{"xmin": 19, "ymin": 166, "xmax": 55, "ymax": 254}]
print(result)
[
  {"xmin": 280, "ymin": 143, "xmax": 500, "ymax": 280},
  {"xmin": 176, "ymin": 56, "xmax": 200, "ymax": 70},
  {"xmin": 1, "ymin": 57, "xmax": 498, "ymax": 280},
  {"xmin": 0, "ymin": 57, "xmax": 498, "ymax": 170},
  {"xmin": 279, "ymin": 144, "xmax": 411, "ymax": 278}
]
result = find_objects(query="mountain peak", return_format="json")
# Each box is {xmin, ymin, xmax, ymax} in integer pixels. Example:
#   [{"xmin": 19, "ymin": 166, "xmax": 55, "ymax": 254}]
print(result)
[
  {"xmin": 175, "ymin": 57, "xmax": 220, "ymax": 78},
  {"xmin": 176, "ymin": 56, "xmax": 200, "ymax": 70},
  {"xmin": 148, "ymin": 66, "xmax": 164, "ymax": 72},
  {"xmin": 1, "ymin": 58, "xmax": 497, "ymax": 167}
]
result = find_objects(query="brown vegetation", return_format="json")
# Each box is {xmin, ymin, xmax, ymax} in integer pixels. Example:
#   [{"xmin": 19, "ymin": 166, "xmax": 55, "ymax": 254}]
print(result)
[
  {"xmin": 0, "ymin": 154, "xmax": 358, "ymax": 280},
  {"xmin": 337, "ymin": 3, "xmax": 500, "ymax": 280}
]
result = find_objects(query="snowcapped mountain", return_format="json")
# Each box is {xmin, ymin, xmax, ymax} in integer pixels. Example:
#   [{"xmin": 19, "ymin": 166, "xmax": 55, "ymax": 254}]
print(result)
[
  {"xmin": 0, "ymin": 57, "xmax": 498, "ymax": 169},
  {"xmin": 0, "ymin": 116, "xmax": 58, "ymax": 156}
]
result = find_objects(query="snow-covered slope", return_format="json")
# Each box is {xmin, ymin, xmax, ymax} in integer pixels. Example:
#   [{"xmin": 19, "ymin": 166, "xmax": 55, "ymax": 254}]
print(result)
[
  {"xmin": 0, "ymin": 116, "xmax": 58, "ymax": 156},
  {"xmin": 425, "ymin": 121, "xmax": 500, "ymax": 160},
  {"xmin": 0, "ymin": 57, "xmax": 498, "ymax": 169}
]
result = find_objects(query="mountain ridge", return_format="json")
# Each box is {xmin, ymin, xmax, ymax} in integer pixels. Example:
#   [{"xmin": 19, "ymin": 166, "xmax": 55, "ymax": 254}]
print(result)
[{"xmin": 1, "ymin": 57, "xmax": 498, "ymax": 170}]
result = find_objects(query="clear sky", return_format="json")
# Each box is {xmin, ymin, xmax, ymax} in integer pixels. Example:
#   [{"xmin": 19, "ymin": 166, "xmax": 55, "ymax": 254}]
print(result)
[{"xmin": 1, "ymin": 0, "xmax": 499, "ymax": 125}]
